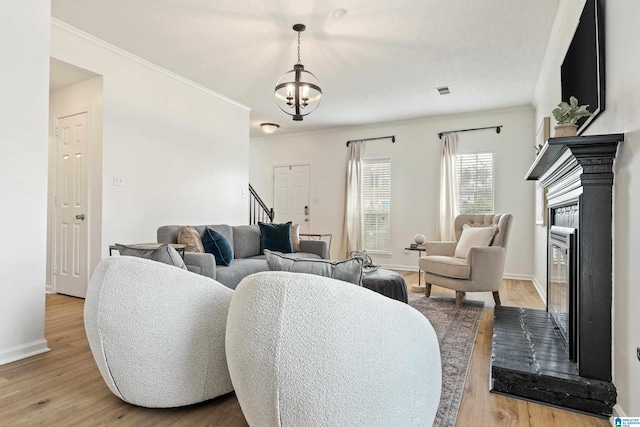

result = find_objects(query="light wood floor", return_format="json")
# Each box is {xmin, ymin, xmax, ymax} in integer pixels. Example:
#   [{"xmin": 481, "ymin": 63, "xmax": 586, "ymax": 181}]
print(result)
[{"xmin": 0, "ymin": 275, "xmax": 611, "ymax": 426}]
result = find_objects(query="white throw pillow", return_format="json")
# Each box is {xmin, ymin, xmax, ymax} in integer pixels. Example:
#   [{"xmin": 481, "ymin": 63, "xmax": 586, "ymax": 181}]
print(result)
[{"xmin": 454, "ymin": 224, "xmax": 498, "ymax": 259}]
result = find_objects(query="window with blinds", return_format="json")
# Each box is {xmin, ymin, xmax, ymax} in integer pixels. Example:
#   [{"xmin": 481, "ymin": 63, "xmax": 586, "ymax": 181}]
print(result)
[
  {"xmin": 457, "ymin": 152, "xmax": 494, "ymax": 214},
  {"xmin": 363, "ymin": 158, "xmax": 391, "ymax": 252}
]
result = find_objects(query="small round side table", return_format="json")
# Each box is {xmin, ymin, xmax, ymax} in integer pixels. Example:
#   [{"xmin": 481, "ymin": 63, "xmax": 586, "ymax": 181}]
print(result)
[{"xmin": 404, "ymin": 245, "xmax": 426, "ymax": 292}]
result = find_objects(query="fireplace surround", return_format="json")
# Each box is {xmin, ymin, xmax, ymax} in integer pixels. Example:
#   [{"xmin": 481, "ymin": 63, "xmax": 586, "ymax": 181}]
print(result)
[{"xmin": 490, "ymin": 133, "xmax": 623, "ymax": 417}]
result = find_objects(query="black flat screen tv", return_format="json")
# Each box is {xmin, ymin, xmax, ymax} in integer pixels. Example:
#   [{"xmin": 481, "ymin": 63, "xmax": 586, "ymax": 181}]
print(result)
[{"xmin": 560, "ymin": 0, "xmax": 605, "ymax": 135}]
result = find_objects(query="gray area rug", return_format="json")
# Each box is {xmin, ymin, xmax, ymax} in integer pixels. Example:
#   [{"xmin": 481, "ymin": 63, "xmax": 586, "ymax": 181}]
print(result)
[{"xmin": 408, "ymin": 294, "xmax": 484, "ymax": 427}]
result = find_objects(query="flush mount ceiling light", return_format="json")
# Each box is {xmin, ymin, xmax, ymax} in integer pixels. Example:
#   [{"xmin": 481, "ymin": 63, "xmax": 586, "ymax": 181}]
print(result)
[
  {"xmin": 274, "ymin": 24, "xmax": 322, "ymax": 121},
  {"xmin": 260, "ymin": 123, "xmax": 280, "ymax": 134}
]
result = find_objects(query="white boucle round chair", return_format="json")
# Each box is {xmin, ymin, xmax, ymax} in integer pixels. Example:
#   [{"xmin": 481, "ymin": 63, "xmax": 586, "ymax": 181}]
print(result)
[
  {"xmin": 85, "ymin": 256, "xmax": 234, "ymax": 408},
  {"xmin": 226, "ymin": 271, "xmax": 441, "ymax": 427}
]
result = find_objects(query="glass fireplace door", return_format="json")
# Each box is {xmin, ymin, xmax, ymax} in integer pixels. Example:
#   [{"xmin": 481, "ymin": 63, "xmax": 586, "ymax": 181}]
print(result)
[{"xmin": 548, "ymin": 226, "xmax": 577, "ymax": 360}]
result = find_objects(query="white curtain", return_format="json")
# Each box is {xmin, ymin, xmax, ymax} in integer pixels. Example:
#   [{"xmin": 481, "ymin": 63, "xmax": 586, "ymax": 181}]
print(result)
[
  {"xmin": 340, "ymin": 141, "xmax": 365, "ymax": 259},
  {"xmin": 436, "ymin": 133, "xmax": 459, "ymax": 241}
]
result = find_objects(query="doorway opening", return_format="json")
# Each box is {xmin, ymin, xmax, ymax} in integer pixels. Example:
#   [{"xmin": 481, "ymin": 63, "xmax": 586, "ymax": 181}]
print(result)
[{"xmin": 47, "ymin": 58, "xmax": 103, "ymax": 298}]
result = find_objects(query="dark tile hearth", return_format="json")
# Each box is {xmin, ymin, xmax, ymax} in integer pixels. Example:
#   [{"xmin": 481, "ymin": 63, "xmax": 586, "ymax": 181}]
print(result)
[{"xmin": 490, "ymin": 306, "xmax": 616, "ymax": 418}]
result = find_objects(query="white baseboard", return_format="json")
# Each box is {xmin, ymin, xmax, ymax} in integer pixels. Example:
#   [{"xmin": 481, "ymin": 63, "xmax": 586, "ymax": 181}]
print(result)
[
  {"xmin": 379, "ymin": 264, "xmax": 417, "ymax": 272},
  {"xmin": 381, "ymin": 268, "xmax": 547, "ymax": 302},
  {"xmin": 501, "ymin": 273, "xmax": 546, "ymax": 305},
  {"xmin": 502, "ymin": 273, "xmax": 533, "ymax": 281},
  {"xmin": 530, "ymin": 276, "xmax": 546, "ymax": 303},
  {"xmin": 0, "ymin": 339, "xmax": 50, "ymax": 366}
]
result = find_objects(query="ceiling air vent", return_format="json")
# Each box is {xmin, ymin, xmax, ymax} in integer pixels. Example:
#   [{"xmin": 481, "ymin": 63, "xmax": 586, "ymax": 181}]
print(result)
[{"xmin": 436, "ymin": 86, "xmax": 451, "ymax": 95}]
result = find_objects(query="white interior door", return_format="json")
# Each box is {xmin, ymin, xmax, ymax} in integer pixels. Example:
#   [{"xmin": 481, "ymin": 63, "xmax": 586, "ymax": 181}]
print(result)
[
  {"xmin": 273, "ymin": 165, "xmax": 310, "ymax": 233},
  {"xmin": 55, "ymin": 113, "xmax": 89, "ymax": 298}
]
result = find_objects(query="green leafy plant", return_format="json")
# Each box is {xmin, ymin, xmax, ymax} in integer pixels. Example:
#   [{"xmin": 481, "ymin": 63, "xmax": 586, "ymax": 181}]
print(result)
[{"xmin": 552, "ymin": 96, "xmax": 592, "ymax": 125}]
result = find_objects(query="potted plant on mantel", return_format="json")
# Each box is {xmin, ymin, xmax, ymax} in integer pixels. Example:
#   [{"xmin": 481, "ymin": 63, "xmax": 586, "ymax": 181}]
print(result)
[{"xmin": 552, "ymin": 96, "xmax": 592, "ymax": 137}]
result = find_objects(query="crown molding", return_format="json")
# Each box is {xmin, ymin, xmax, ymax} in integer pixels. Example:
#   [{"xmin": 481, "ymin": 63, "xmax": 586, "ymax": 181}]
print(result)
[{"xmin": 51, "ymin": 18, "xmax": 251, "ymax": 112}]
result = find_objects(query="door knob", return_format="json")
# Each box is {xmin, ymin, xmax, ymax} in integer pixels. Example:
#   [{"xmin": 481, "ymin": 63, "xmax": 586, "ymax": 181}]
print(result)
[
  {"xmin": 304, "ymin": 218, "xmax": 309, "ymax": 222},
  {"xmin": 76, "ymin": 214, "xmax": 85, "ymax": 220}
]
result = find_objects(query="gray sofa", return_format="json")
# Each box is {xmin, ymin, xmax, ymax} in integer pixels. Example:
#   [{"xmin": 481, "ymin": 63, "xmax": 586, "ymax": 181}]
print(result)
[{"xmin": 157, "ymin": 224, "xmax": 329, "ymax": 289}]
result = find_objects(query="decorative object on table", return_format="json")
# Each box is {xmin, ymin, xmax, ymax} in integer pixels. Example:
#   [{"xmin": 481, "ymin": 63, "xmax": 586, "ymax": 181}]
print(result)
[
  {"xmin": 274, "ymin": 24, "xmax": 322, "ymax": 121},
  {"xmin": 413, "ymin": 233, "xmax": 426, "ymax": 244},
  {"xmin": 409, "ymin": 243, "xmax": 418, "ymax": 249},
  {"xmin": 551, "ymin": 96, "xmax": 592, "ymax": 137},
  {"xmin": 534, "ymin": 116, "xmax": 550, "ymax": 155},
  {"xmin": 408, "ymin": 294, "xmax": 484, "ymax": 427},
  {"xmin": 349, "ymin": 249, "xmax": 375, "ymax": 268}
]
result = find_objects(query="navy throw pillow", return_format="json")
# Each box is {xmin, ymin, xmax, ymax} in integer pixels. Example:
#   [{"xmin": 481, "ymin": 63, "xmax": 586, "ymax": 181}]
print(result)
[
  {"xmin": 258, "ymin": 222, "xmax": 293, "ymax": 254},
  {"xmin": 202, "ymin": 227, "xmax": 234, "ymax": 266}
]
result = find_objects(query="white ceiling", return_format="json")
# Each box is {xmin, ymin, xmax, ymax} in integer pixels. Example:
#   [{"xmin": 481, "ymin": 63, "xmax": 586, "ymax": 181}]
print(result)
[{"xmin": 50, "ymin": 0, "xmax": 560, "ymax": 137}]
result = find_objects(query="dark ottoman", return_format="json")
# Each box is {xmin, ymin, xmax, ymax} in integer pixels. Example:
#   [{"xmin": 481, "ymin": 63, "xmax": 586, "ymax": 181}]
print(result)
[{"xmin": 361, "ymin": 268, "xmax": 408, "ymax": 303}]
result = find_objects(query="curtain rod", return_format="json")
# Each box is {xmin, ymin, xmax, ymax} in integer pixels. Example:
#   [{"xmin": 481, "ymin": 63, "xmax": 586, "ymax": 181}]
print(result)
[
  {"xmin": 438, "ymin": 125, "xmax": 502, "ymax": 139},
  {"xmin": 346, "ymin": 135, "xmax": 395, "ymax": 147}
]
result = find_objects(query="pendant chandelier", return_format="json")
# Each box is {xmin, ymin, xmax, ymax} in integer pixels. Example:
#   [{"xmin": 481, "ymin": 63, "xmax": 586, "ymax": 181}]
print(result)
[{"xmin": 274, "ymin": 24, "xmax": 322, "ymax": 121}]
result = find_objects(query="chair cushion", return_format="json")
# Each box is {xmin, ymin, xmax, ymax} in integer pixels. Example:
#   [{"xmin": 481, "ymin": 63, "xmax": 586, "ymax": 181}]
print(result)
[
  {"xmin": 264, "ymin": 250, "xmax": 363, "ymax": 285},
  {"xmin": 203, "ymin": 227, "xmax": 234, "ymax": 266},
  {"xmin": 419, "ymin": 255, "xmax": 471, "ymax": 279},
  {"xmin": 115, "ymin": 243, "xmax": 188, "ymax": 270},
  {"xmin": 259, "ymin": 222, "xmax": 293, "ymax": 254},
  {"xmin": 177, "ymin": 226, "xmax": 205, "ymax": 253},
  {"xmin": 454, "ymin": 224, "xmax": 498, "ymax": 259}
]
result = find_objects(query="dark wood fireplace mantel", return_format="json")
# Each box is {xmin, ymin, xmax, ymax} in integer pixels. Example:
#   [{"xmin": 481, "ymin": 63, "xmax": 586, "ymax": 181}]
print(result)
[
  {"xmin": 525, "ymin": 133, "xmax": 623, "ymax": 182},
  {"xmin": 491, "ymin": 133, "xmax": 623, "ymax": 417}
]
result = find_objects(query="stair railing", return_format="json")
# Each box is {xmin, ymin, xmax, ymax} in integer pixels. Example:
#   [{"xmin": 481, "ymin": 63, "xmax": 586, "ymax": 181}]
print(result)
[{"xmin": 249, "ymin": 184, "xmax": 274, "ymax": 224}]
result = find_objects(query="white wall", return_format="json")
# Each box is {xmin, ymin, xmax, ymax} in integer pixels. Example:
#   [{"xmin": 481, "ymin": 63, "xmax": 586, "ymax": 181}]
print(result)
[
  {"xmin": 48, "ymin": 76, "xmax": 104, "ymax": 292},
  {"xmin": 532, "ymin": 0, "xmax": 640, "ymax": 418},
  {"xmin": 251, "ymin": 106, "xmax": 535, "ymax": 277},
  {"xmin": 0, "ymin": 1, "xmax": 50, "ymax": 364},
  {"xmin": 51, "ymin": 21, "xmax": 251, "ymax": 258}
]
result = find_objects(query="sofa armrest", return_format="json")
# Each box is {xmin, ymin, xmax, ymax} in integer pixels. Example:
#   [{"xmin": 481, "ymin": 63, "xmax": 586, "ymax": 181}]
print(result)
[
  {"xmin": 183, "ymin": 252, "xmax": 216, "ymax": 279},
  {"xmin": 299, "ymin": 240, "xmax": 330, "ymax": 259},
  {"xmin": 467, "ymin": 246, "xmax": 506, "ymax": 291},
  {"xmin": 424, "ymin": 241, "xmax": 457, "ymax": 257}
]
